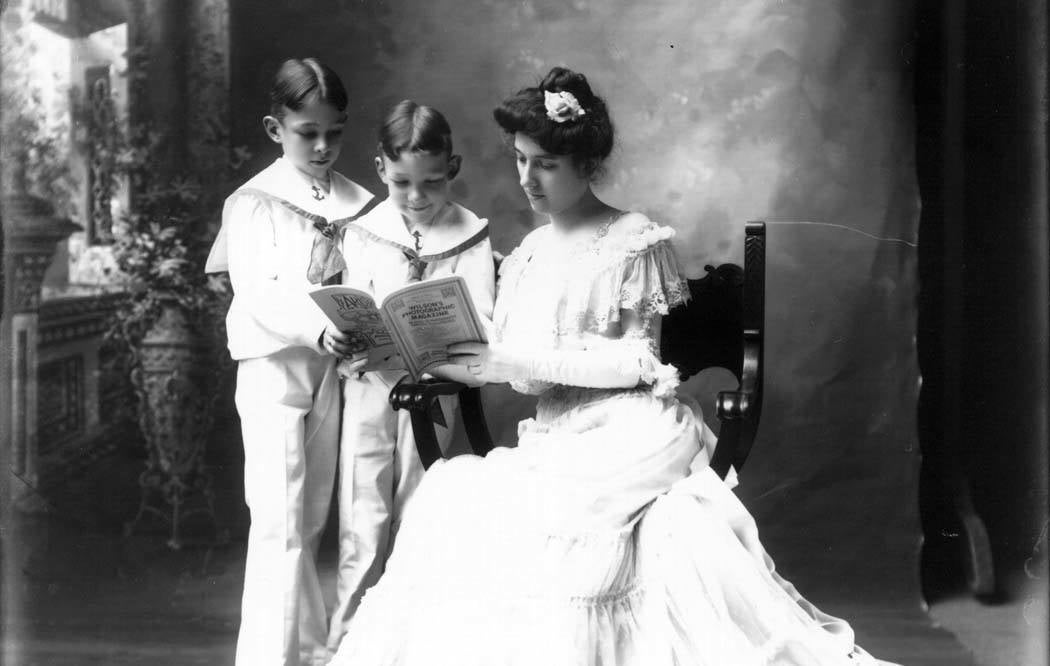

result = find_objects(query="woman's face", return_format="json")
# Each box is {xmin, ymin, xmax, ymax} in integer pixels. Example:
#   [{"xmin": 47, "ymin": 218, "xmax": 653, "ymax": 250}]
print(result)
[{"xmin": 513, "ymin": 133, "xmax": 590, "ymax": 216}]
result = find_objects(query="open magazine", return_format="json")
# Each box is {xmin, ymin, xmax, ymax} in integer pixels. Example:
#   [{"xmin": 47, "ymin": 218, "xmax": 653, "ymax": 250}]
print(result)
[{"xmin": 309, "ymin": 275, "xmax": 488, "ymax": 380}]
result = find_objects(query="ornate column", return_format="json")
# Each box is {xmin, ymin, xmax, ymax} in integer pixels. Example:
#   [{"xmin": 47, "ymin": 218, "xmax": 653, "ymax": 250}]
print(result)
[
  {"xmin": 186, "ymin": 0, "xmax": 230, "ymax": 173},
  {"xmin": 2, "ymin": 176, "xmax": 81, "ymax": 508},
  {"xmin": 126, "ymin": 0, "xmax": 188, "ymax": 180}
]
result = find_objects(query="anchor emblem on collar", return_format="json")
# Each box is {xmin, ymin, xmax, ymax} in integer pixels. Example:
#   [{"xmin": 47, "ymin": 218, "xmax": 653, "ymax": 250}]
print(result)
[{"xmin": 311, "ymin": 185, "xmax": 326, "ymax": 201}]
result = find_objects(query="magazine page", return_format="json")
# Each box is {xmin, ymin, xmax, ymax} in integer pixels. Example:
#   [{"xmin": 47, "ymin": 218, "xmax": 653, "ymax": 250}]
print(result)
[
  {"xmin": 308, "ymin": 285, "xmax": 400, "ymax": 370},
  {"xmin": 379, "ymin": 275, "xmax": 487, "ymax": 380}
]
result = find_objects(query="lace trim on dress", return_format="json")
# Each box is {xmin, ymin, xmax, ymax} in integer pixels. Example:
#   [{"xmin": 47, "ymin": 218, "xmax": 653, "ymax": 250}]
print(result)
[
  {"xmin": 522, "ymin": 385, "xmax": 653, "ymax": 426},
  {"xmin": 561, "ymin": 585, "xmax": 643, "ymax": 608},
  {"xmin": 639, "ymin": 356, "xmax": 682, "ymax": 399},
  {"xmin": 510, "ymin": 378, "xmax": 555, "ymax": 395},
  {"xmin": 616, "ymin": 235, "xmax": 690, "ymax": 317},
  {"xmin": 537, "ymin": 239, "xmax": 690, "ymax": 339},
  {"xmin": 498, "ymin": 217, "xmax": 690, "ymax": 397},
  {"xmin": 622, "ymin": 335, "xmax": 681, "ymax": 399}
]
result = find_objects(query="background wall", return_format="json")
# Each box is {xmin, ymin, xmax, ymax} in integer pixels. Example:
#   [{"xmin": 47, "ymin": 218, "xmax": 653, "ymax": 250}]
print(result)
[{"xmin": 229, "ymin": 0, "xmax": 921, "ymax": 608}]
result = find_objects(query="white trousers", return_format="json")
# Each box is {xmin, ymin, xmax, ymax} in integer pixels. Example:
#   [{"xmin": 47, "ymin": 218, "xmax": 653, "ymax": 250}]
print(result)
[
  {"xmin": 234, "ymin": 348, "xmax": 339, "ymax": 666},
  {"xmin": 327, "ymin": 371, "xmax": 455, "ymax": 652}
]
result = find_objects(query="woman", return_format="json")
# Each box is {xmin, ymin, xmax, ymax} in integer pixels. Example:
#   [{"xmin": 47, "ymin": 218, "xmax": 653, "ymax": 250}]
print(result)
[{"xmin": 329, "ymin": 66, "xmax": 895, "ymax": 666}]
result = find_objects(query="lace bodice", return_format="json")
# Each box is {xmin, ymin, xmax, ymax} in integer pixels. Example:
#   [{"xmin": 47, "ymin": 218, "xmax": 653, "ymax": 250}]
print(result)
[{"xmin": 493, "ymin": 213, "xmax": 689, "ymax": 395}]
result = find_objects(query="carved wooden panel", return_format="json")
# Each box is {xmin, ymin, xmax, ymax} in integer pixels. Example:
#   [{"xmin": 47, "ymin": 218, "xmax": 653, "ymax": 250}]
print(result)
[
  {"xmin": 10, "ymin": 253, "xmax": 53, "ymax": 313},
  {"xmin": 85, "ymin": 65, "xmax": 116, "ymax": 245},
  {"xmin": 13, "ymin": 329, "xmax": 29, "ymax": 476},
  {"xmin": 38, "ymin": 292, "xmax": 126, "ymax": 346},
  {"xmin": 37, "ymin": 355, "xmax": 83, "ymax": 451}
]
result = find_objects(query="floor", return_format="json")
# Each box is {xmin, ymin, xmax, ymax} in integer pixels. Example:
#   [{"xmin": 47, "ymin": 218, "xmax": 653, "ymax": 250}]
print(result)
[
  {"xmin": 1, "ymin": 445, "xmax": 1045, "ymax": 666},
  {"xmin": 928, "ymin": 578, "xmax": 1048, "ymax": 666}
]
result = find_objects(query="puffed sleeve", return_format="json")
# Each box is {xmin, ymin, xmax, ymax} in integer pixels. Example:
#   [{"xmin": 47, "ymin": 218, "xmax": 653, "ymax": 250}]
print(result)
[
  {"xmin": 617, "ymin": 225, "xmax": 690, "ymax": 321},
  {"xmin": 225, "ymin": 192, "xmax": 329, "ymax": 353},
  {"xmin": 612, "ymin": 223, "xmax": 690, "ymax": 398}
]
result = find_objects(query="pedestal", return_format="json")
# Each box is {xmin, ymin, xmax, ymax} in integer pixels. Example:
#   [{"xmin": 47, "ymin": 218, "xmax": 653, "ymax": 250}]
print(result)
[{"xmin": 1, "ymin": 193, "xmax": 80, "ymax": 511}]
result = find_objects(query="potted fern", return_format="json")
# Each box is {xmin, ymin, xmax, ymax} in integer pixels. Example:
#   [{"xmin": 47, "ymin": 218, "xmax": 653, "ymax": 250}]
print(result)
[{"xmin": 107, "ymin": 125, "xmax": 242, "ymax": 548}]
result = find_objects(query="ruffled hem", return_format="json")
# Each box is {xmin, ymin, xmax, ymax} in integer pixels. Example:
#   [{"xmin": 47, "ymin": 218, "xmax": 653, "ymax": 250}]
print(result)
[
  {"xmin": 330, "ymin": 464, "xmax": 896, "ymax": 666},
  {"xmin": 335, "ymin": 575, "xmax": 888, "ymax": 666},
  {"xmin": 638, "ymin": 470, "xmax": 896, "ymax": 665},
  {"xmin": 333, "ymin": 584, "xmax": 652, "ymax": 666}
]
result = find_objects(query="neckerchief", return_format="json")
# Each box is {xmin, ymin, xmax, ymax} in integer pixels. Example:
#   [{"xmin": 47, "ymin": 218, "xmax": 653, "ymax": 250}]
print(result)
[{"xmin": 296, "ymin": 196, "xmax": 381, "ymax": 284}]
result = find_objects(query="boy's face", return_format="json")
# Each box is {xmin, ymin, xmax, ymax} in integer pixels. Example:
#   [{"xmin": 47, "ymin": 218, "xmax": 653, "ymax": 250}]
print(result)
[
  {"xmin": 264, "ymin": 100, "xmax": 346, "ymax": 181},
  {"xmin": 375, "ymin": 151, "xmax": 461, "ymax": 227}
]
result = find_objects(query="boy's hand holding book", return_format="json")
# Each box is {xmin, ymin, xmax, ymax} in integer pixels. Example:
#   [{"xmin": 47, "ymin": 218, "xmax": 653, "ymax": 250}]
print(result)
[
  {"xmin": 324, "ymin": 325, "xmax": 406, "ymax": 376},
  {"xmin": 322, "ymin": 325, "xmax": 361, "ymax": 358}
]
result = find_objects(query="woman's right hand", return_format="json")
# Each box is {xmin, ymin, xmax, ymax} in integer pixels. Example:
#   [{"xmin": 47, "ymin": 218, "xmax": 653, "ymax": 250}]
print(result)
[
  {"xmin": 445, "ymin": 341, "xmax": 529, "ymax": 384},
  {"xmin": 428, "ymin": 363, "xmax": 487, "ymax": 387}
]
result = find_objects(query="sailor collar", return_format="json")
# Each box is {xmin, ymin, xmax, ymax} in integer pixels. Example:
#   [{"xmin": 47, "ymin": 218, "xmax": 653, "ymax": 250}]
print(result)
[
  {"xmin": 349, "ymin": 199, "xmax": 489, "ymax": 259},
  {"xmin": 240, "ymin": 157, "xmax": 373, "ymax": 221},
  {"xmin": 203, "ymin": 158, "xmax": 375, "ymax": 274}
]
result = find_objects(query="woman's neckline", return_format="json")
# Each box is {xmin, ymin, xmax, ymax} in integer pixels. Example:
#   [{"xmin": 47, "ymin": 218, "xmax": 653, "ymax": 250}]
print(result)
[
  {"xmin": 548, "ymin": 198, "xmax": 626, "ymax": 239},
  {"xmin": 543, "ymin": 209, "xmax": 629, "ymax": 251},
  {"xmin": 546, "ymin": 188, "xmax": 617, "ymax": 231}
]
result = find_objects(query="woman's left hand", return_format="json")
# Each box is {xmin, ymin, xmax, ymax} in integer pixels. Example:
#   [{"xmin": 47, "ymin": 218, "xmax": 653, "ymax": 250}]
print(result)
[{"xmin": 446, "ymin": 341, "xmax": 528, "ymax": 384}]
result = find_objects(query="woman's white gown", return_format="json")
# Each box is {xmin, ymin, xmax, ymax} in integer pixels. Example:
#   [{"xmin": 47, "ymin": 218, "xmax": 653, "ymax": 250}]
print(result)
[{"xmin": 330, "ymin": 215, "xmax": 896, "ymax": 665}]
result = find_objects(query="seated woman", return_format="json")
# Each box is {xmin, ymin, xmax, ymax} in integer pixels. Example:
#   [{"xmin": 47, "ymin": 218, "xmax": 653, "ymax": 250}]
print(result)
[{"xmin": 329, "ymin": 66, "xmax": 897, "ymax": 666}]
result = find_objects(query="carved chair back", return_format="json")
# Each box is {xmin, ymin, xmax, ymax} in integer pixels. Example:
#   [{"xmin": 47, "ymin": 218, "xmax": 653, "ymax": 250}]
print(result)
[{"xmin": 390, "ymin": 222, "xmax": 767, "ymax": 481}]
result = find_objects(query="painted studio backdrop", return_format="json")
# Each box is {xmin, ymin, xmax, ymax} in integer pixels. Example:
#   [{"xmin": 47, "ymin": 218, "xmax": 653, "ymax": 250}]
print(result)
[
  {"xmin": 1, "ymin": 0, "xmax": 940, "ymax": 661},
  {"xmin": 232, "ymin": 0, "xmax": 919, "ymax": 608}
]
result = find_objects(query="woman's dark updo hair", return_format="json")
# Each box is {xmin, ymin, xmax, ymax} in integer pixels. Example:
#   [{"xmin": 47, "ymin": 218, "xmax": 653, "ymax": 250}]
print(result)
[
  {"xmin": 269, "ymin": 58, "xmax": 348, "ymax": 120},
  {"xmin": 378, "ymin": 99, "xmax": 454, "ymax": 160},
  {"xmin": 493, "ymin": 66, "xmax": 613, "ymax": 177}
]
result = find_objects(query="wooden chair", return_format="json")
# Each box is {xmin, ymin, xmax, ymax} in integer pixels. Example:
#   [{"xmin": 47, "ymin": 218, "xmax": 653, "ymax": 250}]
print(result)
[{"xmin": 389, "ymin": 222, "xmax": 766, "ymax": 481}]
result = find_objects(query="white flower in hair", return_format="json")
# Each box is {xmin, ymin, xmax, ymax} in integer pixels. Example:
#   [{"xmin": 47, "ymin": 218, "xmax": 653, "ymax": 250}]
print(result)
[{"xmin": 544, "ymin": 90, "xmax": 586, "ymax": 123}]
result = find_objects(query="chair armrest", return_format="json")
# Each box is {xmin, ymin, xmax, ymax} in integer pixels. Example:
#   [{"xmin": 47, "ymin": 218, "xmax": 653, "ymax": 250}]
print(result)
[
  {"xmin": 389, "ymin": 378, "xmax": 466, "ymax": 411},
  {"xmin": 715, "ymin": 389, "xmax": 751, "ymax": 419},
  {"xmin": 709, "ymin": 222, "xmax": 765, "ymax": 479},
  {"xmin": 389, "ymin": 378, "xmax": 494, "ymax": 469}
]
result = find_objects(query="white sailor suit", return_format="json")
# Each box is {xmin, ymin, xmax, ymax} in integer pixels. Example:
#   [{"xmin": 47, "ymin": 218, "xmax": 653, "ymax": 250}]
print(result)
[
  {"xmin": 205, "ymin": 157, "xmax": 374, "ymax": 666},
  {"xmin": 327, "ymin": 199, "xmax": 496, "ymax": 651}
]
